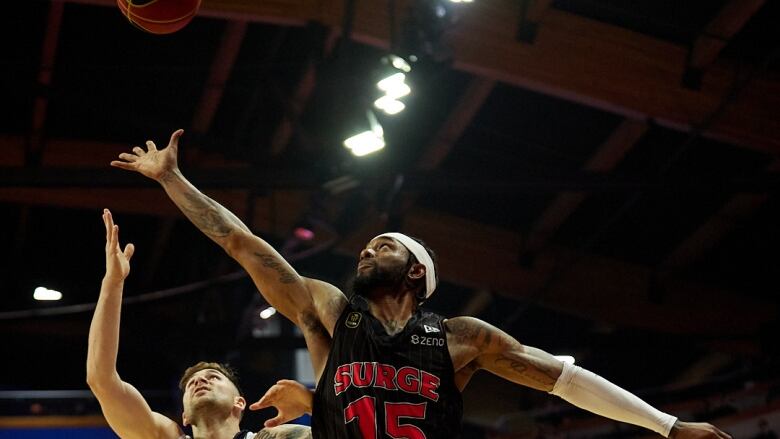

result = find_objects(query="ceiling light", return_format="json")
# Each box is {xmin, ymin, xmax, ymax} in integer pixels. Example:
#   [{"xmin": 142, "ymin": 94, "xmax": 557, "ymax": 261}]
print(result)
[
  {"xmin": 344, "ymin": 131, "xmax": 385, "ymax": 156},
  {"xmin": 259, "ymin": 307, "xmax": 277, "ymax": 319},
  {"xmin": 377, "ymin": 73, "xmax": 411, "ymax": 99},
  {"xmin": 33, "ymin": 287, "xmax": 62, "ymax": 301},
  {"xmin": 374, "ymin": 96, "xmax": 406, "ymax": 115}
]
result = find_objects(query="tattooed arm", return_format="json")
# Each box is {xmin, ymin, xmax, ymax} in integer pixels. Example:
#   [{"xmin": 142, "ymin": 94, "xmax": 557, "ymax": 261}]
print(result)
[
  {"xmin": 256, "ymin": 424, "xmax": 312, "ymax": 439},
  {"xmin": 445, "ymin": 317, "xmax": 731, "ymax": 439},
  {"xmin": 445, "ymin": 316, "xmax": 561, "ymax": 391},
  {"xmin": 110, "ymin": 130, "xmax": 348, "ymax": 345}
]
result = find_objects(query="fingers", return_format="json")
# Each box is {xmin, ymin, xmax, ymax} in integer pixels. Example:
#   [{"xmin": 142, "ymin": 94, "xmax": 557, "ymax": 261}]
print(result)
[
  {"xmin": 169, "ymin": 129, "xmax": 183, "ymax": 151},
  {"xmin": 124, "ymin": 243, "xmax": 135, "ymax": 261},
  {"xmin": 264, "ymin": 414, "xmax": 284, "ymax": 428},
  {"xmin": 103, "ymin": 209, "xmax": 111, "ymax": 241},
  {"xmin": 249, "ymin": 393, "xmax": 273, "ymax": 411},
  {"xmin": 132, "ymin": 146, "xmax": 146, "ymax": 156},
  {"xmin": 110, "ymin": 160, "xmax": 137, "ymax": 171},
  {"xmin": 146, "ymin": 140, "xmax": 157, "ymax": 152},
  {"xmin": 111, "ymin": 224, "xmax": 119, "ymax": 251}
]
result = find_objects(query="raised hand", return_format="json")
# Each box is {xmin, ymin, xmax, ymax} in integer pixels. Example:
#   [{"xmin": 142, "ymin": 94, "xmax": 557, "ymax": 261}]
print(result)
[
  {"xmin": 102, "ymin": 209, "xmax": 135, "ymax": 283},
  {"xmin": 249, "ymin": 379, "xmax": 313, "ymax": 428},
  {"xmin": 110, "ymin": 129, "xmax": 183, "ymax": 182},
  {"xmin": 670, "ymin": 421, "xmax": 732, "ymax": 439}
]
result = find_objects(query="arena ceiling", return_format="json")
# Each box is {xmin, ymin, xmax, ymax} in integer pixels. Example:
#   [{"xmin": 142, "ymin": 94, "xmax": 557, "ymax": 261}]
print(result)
[{"xmin": 1, "ymin": 0, "xmax": 779, "ymax": 428}]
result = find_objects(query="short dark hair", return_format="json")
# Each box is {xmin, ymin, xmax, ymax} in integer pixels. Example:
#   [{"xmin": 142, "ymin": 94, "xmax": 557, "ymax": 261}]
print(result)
[
  {"xmin": 405, "ymin": 236, "xmax": 438, "ymax": 304},
  {"xmin": 179, "ymin": 361, "xmax": 243, "ymax": 396}
]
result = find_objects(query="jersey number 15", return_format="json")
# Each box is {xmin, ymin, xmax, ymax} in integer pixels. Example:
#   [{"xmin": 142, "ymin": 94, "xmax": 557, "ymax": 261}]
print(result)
[{"xmin": 344, "ymin": 396, "xmax": 427, "ymax": 439}]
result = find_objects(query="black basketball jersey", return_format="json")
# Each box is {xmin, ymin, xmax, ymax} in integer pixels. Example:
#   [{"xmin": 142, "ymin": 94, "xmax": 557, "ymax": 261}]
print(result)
[{"xmin": 312, "ymin": 300, "xmax": 463, "ymax": 439}]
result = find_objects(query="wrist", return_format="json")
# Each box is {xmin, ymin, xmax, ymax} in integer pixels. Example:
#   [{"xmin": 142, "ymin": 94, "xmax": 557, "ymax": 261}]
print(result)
[
  {"xmin": 157, "ymin": 167, "xmax": 182, "ymax": 184},
  {"xmin": 102, "ymin": 275, "xmax": 125, "ymax": 287},
  {"xmin": 668, "ymin": 420, "xmax": 680, "ymax": 438}
]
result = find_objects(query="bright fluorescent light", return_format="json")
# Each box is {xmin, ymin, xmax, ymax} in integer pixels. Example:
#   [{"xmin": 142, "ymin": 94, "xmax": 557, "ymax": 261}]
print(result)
[
  {"xmin": 259, "ymin": 306, "xmax": 277, "ymax": 319},
  {"xmin": 374, "ymin": 96, "xmax": 406, "ymax": 115},
  {"xmin": 554, "ymin": 355, "xmax": 575, "ymax": 364},
  {"xmin": 390, "ymin": 55, "xmax": 412, "ymax": 73},
  {"xmin": 377, "ymin": 73, "xmax": 410, "ymax": 99},
  {"xmin": 33, "ymin": 287, "xmax": 62, "ymax": 301},
  {"xmin": 343, "ymin": 131, "xmax": 385, "ymax": 157}
]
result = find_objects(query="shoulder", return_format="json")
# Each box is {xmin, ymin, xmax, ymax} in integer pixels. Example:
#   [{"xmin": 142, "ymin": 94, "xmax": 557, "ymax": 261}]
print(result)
[
  {"xmin": 444, "ymin": 316, "xmax": 506, "ymax": 350},
  {"xmin": 444, "ymin": 316, "xmax": 487, "ymax": 336},
  {"xmin": 301, "ymin": 277, "xmax": 348, "ymax": 334}
]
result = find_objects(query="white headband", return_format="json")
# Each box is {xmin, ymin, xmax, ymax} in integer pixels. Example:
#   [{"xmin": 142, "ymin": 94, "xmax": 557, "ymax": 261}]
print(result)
[{"xmin": 373, "ymin": 232, "xmax": 437, "ymax": 299}]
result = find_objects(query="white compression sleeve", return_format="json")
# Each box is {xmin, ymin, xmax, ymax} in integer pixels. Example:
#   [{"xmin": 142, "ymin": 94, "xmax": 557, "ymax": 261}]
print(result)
[{"xmin": 549, "ymin": 362, "xmax": 677, "ymax": 437}]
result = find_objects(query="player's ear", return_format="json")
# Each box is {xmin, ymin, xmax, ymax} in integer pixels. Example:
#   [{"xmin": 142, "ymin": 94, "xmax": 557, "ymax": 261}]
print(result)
[
  {"xmin": 235, "ymin": 396, "xmax": 246, "ymax": 411},
  {"xmin": 182, "ymin": 411, "xmax": 190, "ymax": 426},
  {"xmin": 407, "ymin": 263, "xmax": 426, "ymax": 280}
]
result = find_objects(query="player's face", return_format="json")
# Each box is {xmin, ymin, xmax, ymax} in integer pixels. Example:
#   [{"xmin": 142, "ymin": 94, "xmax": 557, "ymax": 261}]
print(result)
[
  {"xmin": 181, "ymin": 369, "xmax": 242, "ymax": 424},
  {"xmin": 354, "ymin": 237, "xmax": 410, "ymax": 294}
]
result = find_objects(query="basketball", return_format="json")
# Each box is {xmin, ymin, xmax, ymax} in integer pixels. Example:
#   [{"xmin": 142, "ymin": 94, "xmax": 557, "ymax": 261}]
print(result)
[{"xmin": 116, "ymin": 0, "xmax": 201, "ymax": 35}]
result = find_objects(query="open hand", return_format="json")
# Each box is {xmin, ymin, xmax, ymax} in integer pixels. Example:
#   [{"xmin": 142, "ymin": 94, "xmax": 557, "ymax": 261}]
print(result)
[
  {"xmin": 103, "ymin": 209, "xmax": 134, "ymax": 282},
  {"xmin": 670, "ymin": 421, "xmax": 732, "ymax": 439},
  {"xmin": 110, "ymin": 129, "xmax": 183, "ymax": 182},
  {"xmin": 249, "ymin": 380, "xmax": 313, "ymax": 428}
]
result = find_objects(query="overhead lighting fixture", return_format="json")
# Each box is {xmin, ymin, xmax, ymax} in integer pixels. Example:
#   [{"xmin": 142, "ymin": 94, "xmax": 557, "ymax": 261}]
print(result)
[
  {"xmin": 343, "ymin": 111, "xmax": 385, "ymax": 157},
  {"xmin": 374, "ymin": 95, "xmax": 406, "ymax": 115},
  {"xmin": 554, "ymin": 355, "xmax": 575, "ymax": 364},
  {"xmin": 389, "ymin": 55, "xmax": 412, "ymax": 73},
  {"xmin": 259, "ymin": 306, "xmax": 277, "ymax": 319},
  {"xmin": 344, "ymin": 131, "xmax": 385, "ymax": 156},
  {"xmin": 33, "ymin": 287, "xmax": 62, "ymax": 301},
  {"xmin": 449, "ymin": 0, "xmax": 473, "ymax": 3},
  {"xmin": 377, "ymin": 73, "xmax": 411, "ymax": 99}
]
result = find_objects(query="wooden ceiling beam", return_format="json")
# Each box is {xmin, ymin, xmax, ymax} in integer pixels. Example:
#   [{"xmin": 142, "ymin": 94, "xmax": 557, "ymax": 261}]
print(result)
[
  {"xmin": 417, "ymin": 78, "xmax": 495, "ymax": 170},
  {"xmin": 333, "ymin": 208, "xmax": 776, "ymax": 335},
  {"xmin": 0, "ymin": 183, "xmax": 773, "ymax": 334},
  {"xmin": 27, "ymin": 1, "xmax": 64, "ymax": 165},
  {"xmin": 660, "ymin": 159, "xmax": 780, "ymax": 274},
  {"xmin": 57, "ymin": 0, "xmax": 780, "ymax": 153},
  {"xmin": 524, "ymin": 118, "xmax": 648, "ymax": 253},
  {"xmin": 191, "ymin": 20, "xmax": 248, "ymax": 135},
  {"xmin": 691, "ymin": 0, "xmax": 765, "ymax": 71},
  {"xmin": 269, "ymin": 28, "xmax": 338, "ymax": 157}
]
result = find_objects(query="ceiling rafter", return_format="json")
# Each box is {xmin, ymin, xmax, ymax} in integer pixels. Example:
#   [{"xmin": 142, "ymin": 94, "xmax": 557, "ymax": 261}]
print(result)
[
  {"xmin": 659, "ymin": 159, "xmax": 780, "ymax": 274},
  {"xmin": 27, "ymin": 1, "xmax": 64, "ymax": 166},
  {"xmin": 270, "ymin": 27, "xmax": 339, "ymax": 157},
  {"xmin": 57, "ymin": 0, "xmax": 780, "ymax": 153},
  {"xmin": 695, "ymin": 0, "xmax": 766, "ymax": 67},
  {"xmin": 524, "ymin": 118, "xmax": 648, "ymax": 254},
  {"xmin": 0, "ymin": 184, "xmax": 773, "ymax": 335},
  {"xmin": 191, "ymin": 20, "xmax": 248, "ymax": 136},
  {"xmin": 417, "ymin": 78, "xmax": 495, "ymax": 170}
]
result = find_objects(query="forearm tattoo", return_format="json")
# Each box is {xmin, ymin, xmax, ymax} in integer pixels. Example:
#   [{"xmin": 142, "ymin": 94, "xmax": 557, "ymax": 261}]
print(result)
[
  {"xmin": 180, "ymin": 189, "xmax": 247, "ymax": 238},
  {"xmin": 256, "ymin": 426, "xmax": 313, "ymax": 439},
  {"xmin": 254, "ymin": 253, "xmax": 298, "ymax": 284}
]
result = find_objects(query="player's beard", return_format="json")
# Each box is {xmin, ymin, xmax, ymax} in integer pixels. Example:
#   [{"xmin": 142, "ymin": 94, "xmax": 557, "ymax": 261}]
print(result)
[{"xmin": 352, "ymin": 261, "xmax": 408, "ymax": 297}]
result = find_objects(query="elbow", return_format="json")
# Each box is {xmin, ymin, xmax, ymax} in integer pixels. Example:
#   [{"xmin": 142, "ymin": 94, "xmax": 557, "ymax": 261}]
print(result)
[
  {"xmin": 86, "ymin": 367, "xmax": 117, "ymax": 393},
  {"xmin": 223, "ymin": 229, "xmax": 249, "ymax": 259}
]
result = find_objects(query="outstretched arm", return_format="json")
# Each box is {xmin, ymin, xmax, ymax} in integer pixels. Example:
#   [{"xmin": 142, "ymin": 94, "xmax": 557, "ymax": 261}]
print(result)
[
  {"xmin": 446, "ymin": 317, "xmax": 731, "ymax": 439},
  {"xmin": 110, "ymin": 130, "xmax": 347, "ymax": 336},
  {"xmin": 86, "ymin": 210, "xmax": 182, "ymax": 439}
]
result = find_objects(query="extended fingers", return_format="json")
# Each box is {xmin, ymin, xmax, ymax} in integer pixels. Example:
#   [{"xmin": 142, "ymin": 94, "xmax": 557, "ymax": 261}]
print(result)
[
  {"xmin": 132, "ymin": 146, "xmax": 146, "ymax": 156},
  {"xmin": 263, "ymin": 414, "xmax": 284, "ymax": 428},
  {"xmin": 124, "ymin": 243, "xmax": 135, "ymax": 260}
]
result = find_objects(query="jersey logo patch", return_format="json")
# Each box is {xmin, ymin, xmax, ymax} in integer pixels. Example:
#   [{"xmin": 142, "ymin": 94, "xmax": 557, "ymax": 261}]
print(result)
[
  {"xmin": 345, "ymin": 312, "xmax": 362, "ymax": 328},
  {"xmin": 423, "ymin": 324, "xmax": 440, "ymax": 333}
]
